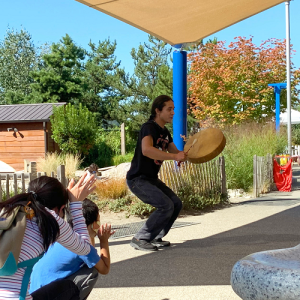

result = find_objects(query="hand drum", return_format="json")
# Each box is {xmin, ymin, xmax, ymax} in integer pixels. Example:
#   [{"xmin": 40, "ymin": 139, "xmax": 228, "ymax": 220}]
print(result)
[{"xmin": 184, "ymin": 128, "xmax": 226, "ymax": 164}]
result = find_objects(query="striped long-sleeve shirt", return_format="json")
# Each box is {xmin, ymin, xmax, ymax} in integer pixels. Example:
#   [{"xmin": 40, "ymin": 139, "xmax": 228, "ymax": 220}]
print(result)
[{"xmin": 0, "ymin": 202, "xmax": 91, "ymax": 300}]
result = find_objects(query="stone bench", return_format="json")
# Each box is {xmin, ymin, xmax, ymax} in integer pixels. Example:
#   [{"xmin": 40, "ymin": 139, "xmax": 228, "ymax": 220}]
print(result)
[{"xmin": 231, "ymin": 244, "xmax": 300, "ymax": 300}]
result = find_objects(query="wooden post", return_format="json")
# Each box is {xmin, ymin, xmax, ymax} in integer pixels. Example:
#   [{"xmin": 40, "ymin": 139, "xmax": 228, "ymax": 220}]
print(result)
[
  {"xmin": 57, "ymin": 165, "xmax": 66, "ymax": 188},
  {"xmin": 21, "ymin": 173, "xmax": 25, "ymax": 193},
  {"xmin": 269, "ymin": 154, "xmax": 273, "ymax": 184},
  {"xmin": 219, "ymin": 156, "xmax": 227, "ymax": 195},
  {"xmin": 6, "ymin": 174, "xmax": 10, "ymax": 200},
  {"xmin": 24, "ymin": 159, "xmax": 30, "ymax": 173},
  {"xmin": 28, "ymin": 162, "xmax": 37, "ymax": 180},
  {"xmin": 258, "ymin": 156, "xmax": 262, "ymax": 195},
  {"xmin": 253, "ymin": 155, "xmax": 257, "ymax": 198},
  {"xmin": 121, "ymin": 123, "xmax": 126, "ymax": 155},
  {"xmin": 13, "ymin": 174, "xmax": 18, "ymax": 195}
]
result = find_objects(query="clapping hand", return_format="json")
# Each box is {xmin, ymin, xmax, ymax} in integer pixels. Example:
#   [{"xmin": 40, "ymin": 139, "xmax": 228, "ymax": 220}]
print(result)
[
  {"xmin": 98, "ymin": 223, "xmax": 115, "ymax": 242},
  {"xmin": 67, "ymin": 172, "xmax": 97, "ymax": 202}
]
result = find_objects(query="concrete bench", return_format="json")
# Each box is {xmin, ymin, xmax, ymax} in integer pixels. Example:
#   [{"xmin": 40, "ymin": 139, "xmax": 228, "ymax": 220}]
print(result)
[{"xmin": 231, "ymin": 244, "xmax": 300, "ymax": 300}]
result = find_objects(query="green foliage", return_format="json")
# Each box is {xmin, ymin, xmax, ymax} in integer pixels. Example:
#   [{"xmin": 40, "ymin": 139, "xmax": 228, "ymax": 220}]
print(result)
[
  {"xmin": 127, "ymin": 200, "xmax": 155, "ymax": 217},
  {"xmin": 50, "ymin": 103, "xmax": 97, "ymax": 155},
  {"xmin": 84, "ymin": 127, "xmax": 137, "ymax": 167},
  {"xmin": 82, "ymin": 39, "xmax": 125, "ymax": 125},
  {"xmin": 177, "ymin": 183, "xmax": 226, "ymax": 210},
  {"xmin": 0, "ymin": 28, "xmax": 41, "ymax": 104},
  {"xmin": 28, "ymin": 34, "xmax": 86, "ymax": 104},
  {"xmin": 108, "ymin": 197, "xmax": 132, "ymax": 213},
  {"xmin": 1, "ymin": 186, "xmax": 22, "ymax": 202},
  {"xmin": 107, "ymin": 196, "xmax": 154, "ymax": 217},
  {"xmin": 223, "ymin": 122, "xmax": 287, "ymax": 191},
  {"xmin": 112, "ymin": 153, "xmax": 134, "ymax": 166},
  {"xmin": 292, "ymin": 124, "xmax": 300, "ymax": 145},
  {"xmin": 116, "ymin": 35, "xmax": 173, "ymax": 131}
]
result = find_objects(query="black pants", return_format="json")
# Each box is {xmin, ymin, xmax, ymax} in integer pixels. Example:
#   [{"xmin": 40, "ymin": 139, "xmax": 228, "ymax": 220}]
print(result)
[
  {"xmin": 127, "ymin": 177, "xmax": 182, "ymax": 241},
  {"xmin": 31, "ymin": 265, "xmax": 98, "ymax": 300},
  {"xmin": 31, "ymin": 279, "xmax": 79, "ymax": 300}
]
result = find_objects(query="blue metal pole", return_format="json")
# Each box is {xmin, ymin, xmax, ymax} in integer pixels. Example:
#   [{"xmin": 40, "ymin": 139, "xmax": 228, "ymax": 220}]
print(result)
[
  {"xmin": 275, "ymin": 87, "xmax": 280, "ymax": 132},
  {"xmin": 173, "ymin": 50, "xmax": 187, "ymax": 151},
  {"xmin": 268, "ymin": 83, "xmax": 287, "ymax": 132}
]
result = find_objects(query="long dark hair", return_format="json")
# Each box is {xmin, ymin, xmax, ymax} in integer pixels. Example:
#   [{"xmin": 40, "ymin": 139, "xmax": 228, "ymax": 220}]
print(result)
[
  {"xmin": 149, "ymin": 95, "xmax": 173, "ymax": 120},
  {"xmin": 0, "ymin": 176, "xmax": 68, "ymax": 251}
]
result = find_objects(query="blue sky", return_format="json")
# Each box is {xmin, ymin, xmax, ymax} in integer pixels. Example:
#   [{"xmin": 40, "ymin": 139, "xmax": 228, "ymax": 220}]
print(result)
[{"xmin": 0, "ymin": 0, "xmax": 299, "ymax": 75}]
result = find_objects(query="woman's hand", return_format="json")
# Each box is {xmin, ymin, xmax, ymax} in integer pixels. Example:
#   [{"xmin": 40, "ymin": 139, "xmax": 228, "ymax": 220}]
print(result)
[{"xmin": 67, "ymin": 172, "xmax": 97, "ymax": 202}]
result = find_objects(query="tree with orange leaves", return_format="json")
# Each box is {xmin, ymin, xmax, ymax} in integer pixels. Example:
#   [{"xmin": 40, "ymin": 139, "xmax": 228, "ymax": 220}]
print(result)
[{"xmin": 188, "ymin": 37, "xmax": 300, "ymax": 125}]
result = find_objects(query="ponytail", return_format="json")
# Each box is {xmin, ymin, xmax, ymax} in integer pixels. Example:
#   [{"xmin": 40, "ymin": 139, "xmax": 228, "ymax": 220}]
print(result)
[
  {"xmin": 0, "ymin": 192, "xmax": 60, "ymax": 251},
  {"xmin": 0, "ymin": 176, "xmax": 68, "ymax": 251}
]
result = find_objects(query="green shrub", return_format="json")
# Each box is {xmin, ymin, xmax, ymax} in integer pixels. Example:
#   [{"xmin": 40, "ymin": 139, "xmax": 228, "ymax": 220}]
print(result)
[
  {"xmin": 84, "ymin": 127, "xmax": 137, "ymax": 168},
  {"xmin": 292, "ymin": 124, "xmax": 300, "ymax": 145},
  {"xmin": 223, "ymin": 122, "xmax": 287, "ymax": 191},
  {"xmin": 177, "ymin": 183, "xmax": 227, "ymax": 210},
  {"xmin": 94, "ymin": 193, "xmax": 154, "ymax": 217},
  {"xmin": 108, "ymin": 197, "xmax": 132, "ymax": 213},
  {"xmin": 127, "ymin": 199, "xmax": 155, "ymax": 217},
  {"xmin": 50, "ymin": 103, "xmax": 97, "ymax": 155},
  {"xmin": 112, "ymin": 153, "xmax": 134, "ymax": 165}
]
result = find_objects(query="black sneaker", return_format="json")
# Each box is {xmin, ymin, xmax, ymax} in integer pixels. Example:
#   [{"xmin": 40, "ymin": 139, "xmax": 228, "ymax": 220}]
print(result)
[
  {"xmin": 130, "ymin": 237, "xmax": 158, "ymax": 251},
  {"xmin": 151, "ymin": 238, "xmax": 171, "ymax": 247}
]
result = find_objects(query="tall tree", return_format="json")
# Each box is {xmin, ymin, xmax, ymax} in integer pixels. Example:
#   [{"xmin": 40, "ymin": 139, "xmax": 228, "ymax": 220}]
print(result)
[
  {"xmin": 82, "ymin": 39, "xmax": 125, "ymax": 125},
  {"xmin": 28, "ymin": 34, "xmax": 85, "ymax": 104},
  {"xmin": 119, "ymin": 35, "xmax": 173, "ymax": 130},
  {"xmin": 188, "ymin": 37, "xmax": 300, "ymax": 126},
  {"xmin": 0, "ymin": 28, "xmax": 40, "ymax": 104}
]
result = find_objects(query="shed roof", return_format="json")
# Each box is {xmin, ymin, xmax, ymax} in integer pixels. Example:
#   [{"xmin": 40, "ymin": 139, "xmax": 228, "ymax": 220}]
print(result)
[{"xmin": 0, "ymin": 103, "xmax": 66, "ymax": 123}]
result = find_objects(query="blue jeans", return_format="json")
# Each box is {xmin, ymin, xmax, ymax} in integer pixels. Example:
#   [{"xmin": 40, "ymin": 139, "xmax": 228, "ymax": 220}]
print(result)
[{"xmin": 127, "ymin": 176, "xmax": 182, "ymax": 241}]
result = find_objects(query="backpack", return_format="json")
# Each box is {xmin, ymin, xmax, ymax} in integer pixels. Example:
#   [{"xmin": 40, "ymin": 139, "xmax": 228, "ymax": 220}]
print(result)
[
  {"xmin": 0, "ymin": 206, "xmax": 26, "ymax": 276},
  {"xmin": 0, "ymin": 206, "xmax": 43, "ymax": 300}
]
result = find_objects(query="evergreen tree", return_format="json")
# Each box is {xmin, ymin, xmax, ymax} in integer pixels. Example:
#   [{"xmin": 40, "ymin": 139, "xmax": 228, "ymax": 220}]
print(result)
[
  {"xmin": 119, "ymin": 35, "xmax": 173, "ymax": 130},
  {"xmin": 28, "ymin": 34, "xmax": 85, "ymax": 104},
  {"xmin": 82, "ymin": 39, "xmax": 125, "ymax": 126},
  {"xmin": 0, "ymin": 28, "xmax": 40, "ymax": 104}
]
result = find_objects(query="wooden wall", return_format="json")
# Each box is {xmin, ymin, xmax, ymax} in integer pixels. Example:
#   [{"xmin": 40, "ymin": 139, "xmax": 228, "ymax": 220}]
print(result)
[
  {"xmin": 46, "ymin": 122, "xmax": 60, "ymax": 153},
  {"xmin": 0, "ymin": 122, "xmax": 46, "ymax": 171}
]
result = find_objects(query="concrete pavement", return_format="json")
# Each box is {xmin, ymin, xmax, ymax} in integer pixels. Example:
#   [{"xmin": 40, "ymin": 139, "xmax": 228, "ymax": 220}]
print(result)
[{"xmin": 89, "ymin": 166, "xmax": 300, "ymax": 300}]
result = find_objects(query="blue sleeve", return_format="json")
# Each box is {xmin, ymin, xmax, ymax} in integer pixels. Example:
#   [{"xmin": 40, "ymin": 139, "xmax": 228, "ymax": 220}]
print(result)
[{"xmin": 79, "ymin": 245, "xmax": 100, "ymax": 268}]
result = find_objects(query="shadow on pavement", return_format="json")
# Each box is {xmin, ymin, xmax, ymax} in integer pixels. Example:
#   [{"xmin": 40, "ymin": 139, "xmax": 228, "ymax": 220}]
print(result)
[{"xmin": 95, "ymin": 203, "xmax": 300, "ymax": 288}]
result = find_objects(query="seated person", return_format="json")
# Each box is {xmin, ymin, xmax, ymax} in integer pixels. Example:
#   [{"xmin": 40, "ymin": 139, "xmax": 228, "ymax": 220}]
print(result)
[{"xmin": 30, "ymin": 199, "xmax": 115, "ymax": 300}]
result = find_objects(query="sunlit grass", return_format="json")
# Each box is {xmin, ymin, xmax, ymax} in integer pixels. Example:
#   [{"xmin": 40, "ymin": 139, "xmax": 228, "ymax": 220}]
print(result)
[
  {"xmin": 94, "ymin": 178, "xmax": 128, "ymax": 200},
  {"xmin": 37, "ymin": 152, "xmax": 82, "ymax": 179},
  {"xmin": 223, "ymin": 121, "xmax": 287, "ymax": 191}
]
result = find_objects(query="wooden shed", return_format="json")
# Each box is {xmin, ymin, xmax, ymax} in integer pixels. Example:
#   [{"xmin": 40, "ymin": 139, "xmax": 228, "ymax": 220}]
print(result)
[{"xmin": 0, "ymin": 103, "xmax": 66, "ymax": 171}]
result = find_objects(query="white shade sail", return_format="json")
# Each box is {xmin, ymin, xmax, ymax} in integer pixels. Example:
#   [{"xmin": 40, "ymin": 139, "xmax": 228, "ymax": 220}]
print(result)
[
  {"xmin": 280, "ymin": 109, "xmax": 300, "ymax": 125},
  {"xmin": 76, "ymin": 0, "xmax": 286, "ymax": 45},
  {"xmin": 0, "ymin": 161, "xmax": 16, "ymax": 173}
]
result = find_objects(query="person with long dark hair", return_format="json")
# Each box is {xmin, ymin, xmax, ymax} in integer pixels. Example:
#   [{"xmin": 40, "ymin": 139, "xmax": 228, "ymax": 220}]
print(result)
[
  {"xmin": 0, "ymin": 173, "xmax": 96, "ymax": 300},
  {"xmin": 126, "ymin": 95, "xmax": 187, "ymax": 251}
]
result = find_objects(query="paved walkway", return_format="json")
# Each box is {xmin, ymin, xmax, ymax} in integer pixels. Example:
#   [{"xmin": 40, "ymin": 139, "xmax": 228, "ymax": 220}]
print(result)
[{"xmin": 89, "ymin": 166, "xmax": 300, "ymax": 300}]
